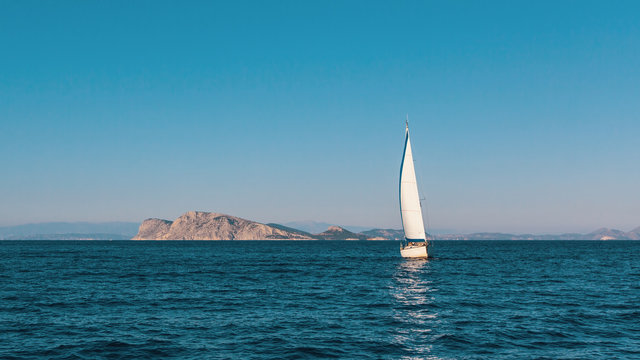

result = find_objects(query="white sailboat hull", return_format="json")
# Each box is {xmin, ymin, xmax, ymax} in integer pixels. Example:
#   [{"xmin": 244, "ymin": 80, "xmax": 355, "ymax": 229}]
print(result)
[{"xmin": 400, "ymin": 244, "xmax": 428, "ymax": 258}]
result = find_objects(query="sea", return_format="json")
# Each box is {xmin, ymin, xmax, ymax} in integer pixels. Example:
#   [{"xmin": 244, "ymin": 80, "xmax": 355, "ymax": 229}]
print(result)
[{"xmin": 1, "ymin": 240, "xmax": 638, "ymax": 359}]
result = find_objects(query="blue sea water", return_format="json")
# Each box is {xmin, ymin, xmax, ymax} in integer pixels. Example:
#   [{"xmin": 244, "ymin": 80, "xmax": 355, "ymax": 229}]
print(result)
[{"xmin": 0, "ymin": 240, "xmax": 638, "ymax": 359}]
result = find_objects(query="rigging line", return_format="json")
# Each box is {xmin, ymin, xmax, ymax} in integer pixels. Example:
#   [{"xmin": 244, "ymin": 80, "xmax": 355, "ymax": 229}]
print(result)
[{"xmin": 419, "ymin": 170, "xmax": 432, "ymax": 240}]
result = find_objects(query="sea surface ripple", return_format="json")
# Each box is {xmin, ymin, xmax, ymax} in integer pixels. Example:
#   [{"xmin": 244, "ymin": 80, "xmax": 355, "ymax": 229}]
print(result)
[{"xmin": 1, "ymin": 240, "xmax": 638, "ymax": 359}]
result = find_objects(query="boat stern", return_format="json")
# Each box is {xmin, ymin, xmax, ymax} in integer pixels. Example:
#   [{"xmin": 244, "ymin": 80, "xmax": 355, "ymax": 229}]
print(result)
[{"xmin": 400, "ymin": 243, "xmax": 429, "ymax": 258}]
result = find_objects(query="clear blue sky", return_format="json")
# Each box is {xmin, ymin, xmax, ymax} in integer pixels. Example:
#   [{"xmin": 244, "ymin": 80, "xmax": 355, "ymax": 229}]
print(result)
[{"xmin": 1, "ymin": 1, "xmax": 639, "ymax": 233}]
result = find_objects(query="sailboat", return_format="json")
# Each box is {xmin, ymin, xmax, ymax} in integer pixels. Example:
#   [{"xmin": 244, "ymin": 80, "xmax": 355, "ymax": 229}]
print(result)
[{"xmin": 399, "ymin": 120, "xmax": 429, "ymax": 258}]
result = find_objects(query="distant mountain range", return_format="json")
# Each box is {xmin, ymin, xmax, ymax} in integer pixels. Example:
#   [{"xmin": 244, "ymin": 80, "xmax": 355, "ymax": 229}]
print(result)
[
  {"xmin": 0, "ymin": 222, "xmax": 139, "ymax": 240},
  {"xmin": 3, "ymin": 233, "xmax": 132, "ymax": 240},
  {"xmin": 435, "ymin": 227, "xmax": 640, "ymax": 240},
  {"xmin": 2, "ymin": 215, "xmax": 639, "ymax": 240}
]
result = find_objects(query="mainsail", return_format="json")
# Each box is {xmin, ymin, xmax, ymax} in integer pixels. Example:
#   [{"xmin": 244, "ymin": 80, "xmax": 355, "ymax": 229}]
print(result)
[{"xmin": 399, "ymin": 124, "xmax": 426, "ymax": 241}]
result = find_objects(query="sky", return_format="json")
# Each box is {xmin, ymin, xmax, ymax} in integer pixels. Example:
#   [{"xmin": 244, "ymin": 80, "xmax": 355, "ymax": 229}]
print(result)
[{"xmin": 1, "ymin": 1, "xmax": 639, "ymax": 233}]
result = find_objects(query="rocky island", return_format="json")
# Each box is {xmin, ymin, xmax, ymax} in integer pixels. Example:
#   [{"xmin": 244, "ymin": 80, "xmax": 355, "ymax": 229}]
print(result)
[{"xmin": 132, "ymin": 211, "xmax": 317, "ymax": 240}]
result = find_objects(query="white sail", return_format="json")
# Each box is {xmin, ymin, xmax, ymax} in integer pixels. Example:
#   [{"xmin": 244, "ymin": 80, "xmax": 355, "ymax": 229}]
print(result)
[{"xmin": 399, "ymin": 125, "xmax": 426, "ymax": 241}]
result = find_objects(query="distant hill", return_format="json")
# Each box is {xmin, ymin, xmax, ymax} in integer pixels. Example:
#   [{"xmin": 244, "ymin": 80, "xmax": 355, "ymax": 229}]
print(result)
[
  {"xmin": 584, "ymin": 228, "xmax": 628, "ymax": 240},
  {"xmin": 628, "ymin": 227, "xmax": 640, "ymax": 240},
  {"xmin": 314, "ymin": 226, "xmax": 368, "ymax": 240},
  {"xmin": 0, "ymin": 222, "xmax": 139, "ymax": 240},
  {"xmin": 283, "ymin": 221, "xmax": 371, "ymax": 234}
]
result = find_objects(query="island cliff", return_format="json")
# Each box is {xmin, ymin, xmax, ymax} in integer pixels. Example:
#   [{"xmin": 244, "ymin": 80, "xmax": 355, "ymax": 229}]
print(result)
[{"xmin": 132, "ymin": 211, "xmax": 315, "ymax": 240}]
